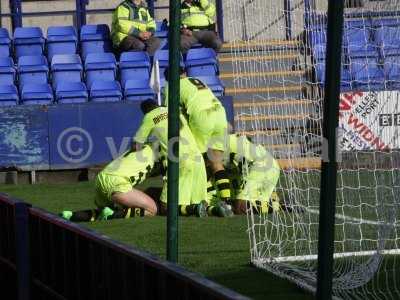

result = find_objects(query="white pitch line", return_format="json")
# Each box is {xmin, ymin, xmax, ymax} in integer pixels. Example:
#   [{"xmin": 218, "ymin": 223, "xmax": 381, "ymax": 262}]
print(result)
[
  {"xmin": 257, "ymin": 249, "xmax": 400, "ymax": 263},
  {"xmin": 306, "ymin": 208, "xmax": 400, "ymax": 227}
]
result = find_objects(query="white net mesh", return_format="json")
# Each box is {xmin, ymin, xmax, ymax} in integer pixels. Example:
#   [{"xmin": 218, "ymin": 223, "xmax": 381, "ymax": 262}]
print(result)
[{"xmin": 223, "ymin": 0, "xmax": 400, "ymax": 298}]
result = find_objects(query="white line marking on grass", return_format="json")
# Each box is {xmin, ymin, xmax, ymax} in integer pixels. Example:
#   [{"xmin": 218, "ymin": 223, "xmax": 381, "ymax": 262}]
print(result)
[{"xmin": 306, "ymin": 208, "xmax": 400, "ymax": 227}]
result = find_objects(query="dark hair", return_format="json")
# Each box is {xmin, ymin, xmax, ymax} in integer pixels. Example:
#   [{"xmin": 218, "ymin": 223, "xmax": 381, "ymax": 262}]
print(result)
[
  {"xmin": 164, "ymin": 66, "xmax": 185, "ymax": 81},
  {"xmin": 140, "ymin": 99, "xmax": 159, "ymax": 114}
]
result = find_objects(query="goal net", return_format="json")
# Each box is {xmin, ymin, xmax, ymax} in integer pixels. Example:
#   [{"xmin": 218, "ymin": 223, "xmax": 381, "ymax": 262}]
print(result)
[{"xmin": 224, "ymin": 0, "xmax": 400, "ymax": 298}]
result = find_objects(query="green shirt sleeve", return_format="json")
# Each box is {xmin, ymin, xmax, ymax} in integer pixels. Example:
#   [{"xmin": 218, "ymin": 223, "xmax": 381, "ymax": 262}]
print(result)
[
  {"xmin": 134, "ymin": 114, "xmax": 154, "ymax": 144},
  {"xmin": 146, "ymin": 10, "xmax": 156, "ymax": 33},
  {"xmin": 162, "ymin": 84, "xmax": 169, "ymax": 106},
  {"xmin": 200, "ymin": 0, "xmax": 216, "ymax": 18},
  {"xmin": 113, "ymin": 5, "xmax": 139, "ymax": 37}
]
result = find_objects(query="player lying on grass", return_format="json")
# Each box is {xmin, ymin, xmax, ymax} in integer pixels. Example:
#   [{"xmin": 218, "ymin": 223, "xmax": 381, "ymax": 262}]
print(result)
[
  {"xmin": 164, "ymin": 67, "xmax": 232, "ymax": 204},
  {"xmin": 60, "ymin": 144, "xmax": 160, "ymax": 222},
  {"xmin": 207, "ymin": 133, "xmax": 286, "ymax": 215},
  {"xmin": 134, "ymin": 100, "xmax": 233, "ymax": 217}
]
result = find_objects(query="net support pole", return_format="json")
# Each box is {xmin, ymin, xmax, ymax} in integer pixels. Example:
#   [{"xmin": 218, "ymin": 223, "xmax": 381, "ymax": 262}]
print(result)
[
  {"xmin": 316, "ymin": 1, "xmax": 344, "ymax": 299},
  {"xmin": 10, "ymin": 0, "xmax": 22, "ymax": 30},
  {"xmin": 283, "ymin": 0, "xmax": 292, "ymax": 40},
  {"xmin": 166, "ymin": 0, "xmax": 180, "ymax": 263},
  {"xmin": 216, "ymin": 0, "xmax": 224, "ymax": 42}
]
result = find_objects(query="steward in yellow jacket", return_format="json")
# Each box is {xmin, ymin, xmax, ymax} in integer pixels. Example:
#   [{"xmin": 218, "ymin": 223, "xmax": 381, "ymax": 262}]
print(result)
[
  {"xmin": 111, "ymin": 0, "xmax": 160, "ymax": 55},
  {"xmin": 180, "ymin": 0, "xmax": 222, "ymax": 53}
]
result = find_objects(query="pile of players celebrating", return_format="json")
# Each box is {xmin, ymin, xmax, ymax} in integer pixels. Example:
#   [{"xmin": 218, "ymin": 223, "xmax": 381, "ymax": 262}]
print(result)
[{"xmin": 61, "ymin": 68, "xmax": 285, "ymax": 222}]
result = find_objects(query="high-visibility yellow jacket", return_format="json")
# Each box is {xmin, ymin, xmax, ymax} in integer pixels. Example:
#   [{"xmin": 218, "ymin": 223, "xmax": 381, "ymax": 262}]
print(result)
[
  {"xmin": 111, "ymin": 1, "xmax": 156, "ymax": 47},
  {"xmin": 181, "ymin": 0, "xmax": 216, "ymax": 30}
]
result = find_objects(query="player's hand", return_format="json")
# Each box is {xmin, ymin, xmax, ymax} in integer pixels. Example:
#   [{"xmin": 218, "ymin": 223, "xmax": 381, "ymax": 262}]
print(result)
[{"xmin": 181, "ymin": 28, "xmax": 192, "ymax": 36}]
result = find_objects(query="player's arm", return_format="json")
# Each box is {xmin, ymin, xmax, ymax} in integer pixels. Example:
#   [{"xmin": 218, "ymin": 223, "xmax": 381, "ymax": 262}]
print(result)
[
  {"xmin": 199, "ymin": 0, "xmax": 216, "ymax": 18},
  {"xmin": 134, "ymin": 114, "xmax": 154, "ymax": 149}
]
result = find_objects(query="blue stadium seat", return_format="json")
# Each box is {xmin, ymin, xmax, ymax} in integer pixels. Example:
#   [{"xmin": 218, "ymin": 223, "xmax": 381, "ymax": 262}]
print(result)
[
  {"xmin": 312, "ymin": 44, "xmax": 326, "ymax": 61},
  {"xmin": 80, "ymin": 24, "xmax": 112, "ymax": 59},
  {"xmin": 372, "ymin": 18, "xmax": 400, "ymax": 28},
  {"xmin": 119, "ymin": 51, "xmax": 151, "ymax": 86},
  {"xmin": 185, "ymin": 48, "xmax": 218, "ymax": 76},
  {"xmin": 13, "ymin": 27, "xmax": 45, "ymax": 58},
  {"xmin": 51, "ymin": 54, "xmax": 83, "ymax": 88},
  {"xmin": 374, "ymin": 27, "xmax": 400, "ymax": 57},
  {"xmin": 306, "ymin": 13, "xmax": 327, "ymax": 30},
  {"xmin": 193, "ymin": 76, "xmax": 224, "ymax": 97},
  {"xmin": 90, "ymin": 80, "xmax": 122, "ymax": 102},
  {"xmin": 315, "ymin": 62, "xmax": 353, "ymax": 91},
  {"xmin": 0, "ymin": 28, "xmax": 11, "ymax": 57},
  {"xmin": 344, "ymin": 19, "xmax": 372, "ymax": 29},
  {"xmin": 47, "ymin": 26, "xmax": 78, "ymax": 62},
  {"xmin": 343, "ymin": 28, "xmax": 376, "ymax": 57},
  {"xmin": 124, "ymin": 79, "xmax": 155, "ymax": 101},
  {"xmin": 56, "ymin": 81, "xmax": 88, "ymax": 104},
  {"xmin": 383, "ymin": 56, "xmax": 400, "ymax": 87},
  {"xmin": 191, "ymin": 43, "xmax": 203, "ymax": 49},
  {"xmin": 153, "ymin": 49, "xmax": 184, "ymax": 85},
  {"xmin": 155, "ymin": 20, "xmax": 168, "ymax": 38},
  {"xmin": 309, "ymin": 29, "xmax": 326, "ymax": 46},
  {"xmin": 340, "ymin": 68, "xmax": 352, "ymax": 92},
  {"xmin": 315, "ymin": 62, "xmax": 325, "ymax": 84},
  {"xmin": 153, "ymin": 49, "xmax": 184, "ymax": 73},
  {"xmin": 18, "ymin": 55, "xmax": 49, "ymax": 88},
  {"xmin": 84, "ymin": 52, "xmax": 117, "ymax": 88},
  {"xmin": 350, "ymin": 57, "xmax": 385, "ymax": 90},
  {"xmin": 0, "ymin": 57, "xmax": 16, "ymax": 85},
  {"xmin": 0, "ymin": 84, "xmax": 18, "ymax": 106},
  {"xmin": 20, "ymin": 83, "xmax": 53, "ymax": 105}
]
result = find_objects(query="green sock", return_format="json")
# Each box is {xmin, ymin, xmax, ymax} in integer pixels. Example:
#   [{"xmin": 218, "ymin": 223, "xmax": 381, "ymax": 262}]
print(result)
[{"xmin": 60, "ymin": 209, "xmax": 100, "ymax": 222}]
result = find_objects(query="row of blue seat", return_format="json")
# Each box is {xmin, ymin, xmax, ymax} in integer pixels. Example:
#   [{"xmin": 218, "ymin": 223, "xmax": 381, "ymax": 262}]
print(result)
[
  {"xmin": 0, "ymin": 22, "xmax": 168, "ymax": 60},
  {"xmin": 311, "ymin": 26, "xmax": 400, "ymax": 59},
  {"xmin": 308, "ymin": 16, "xmax": 400, "ymax": 30},
  {"xmin": 0, "ymin": 49, "xmax": 221, "ymax": 90},
  {"xmin": 315, "ymin": 56, "xmax": 400, "ymax": 90},
  {"xmin": 0, "ymin": 73, "xmax": 224, "ymax": 106}
]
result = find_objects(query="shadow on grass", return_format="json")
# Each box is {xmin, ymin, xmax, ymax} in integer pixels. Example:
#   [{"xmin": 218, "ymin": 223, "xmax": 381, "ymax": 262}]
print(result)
[{"xmin": 208, "ymin": 264, "xmax": 314, "ymax": 300}]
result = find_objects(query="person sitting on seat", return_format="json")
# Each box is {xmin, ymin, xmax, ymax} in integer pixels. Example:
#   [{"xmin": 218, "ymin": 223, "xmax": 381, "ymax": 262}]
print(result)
[
  {"xmin": 111, "ymin": 0, "xmax": 161, "ymax": 55},
  {"xmin": 180, "ymin": 0, "xmax": 222, "ymax": 53}
]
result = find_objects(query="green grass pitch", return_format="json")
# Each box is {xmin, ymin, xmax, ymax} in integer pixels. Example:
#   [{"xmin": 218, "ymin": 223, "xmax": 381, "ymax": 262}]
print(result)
[{"xmin": 1, "ymin": 181, "xmax": 312, "ymax": 300}]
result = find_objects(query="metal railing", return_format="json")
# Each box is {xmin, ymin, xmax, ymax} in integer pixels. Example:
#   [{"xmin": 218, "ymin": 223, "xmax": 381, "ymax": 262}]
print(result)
[{"xmin": 0, "ymin": 193, "xmax": 249, "ymax": 300}]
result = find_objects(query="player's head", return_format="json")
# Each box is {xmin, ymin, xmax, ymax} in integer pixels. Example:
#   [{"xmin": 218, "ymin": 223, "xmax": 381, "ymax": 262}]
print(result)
[
  {"xmin": 140, "ymin": 99, "xmax": 159, "ymax": 114},
  {"xmin": 164, "ymin": 66, "xmax": 186, "ymax": 81},
  {"xmin": 132, "ymin": 0, "xmax": 142, "ymax": 5}
]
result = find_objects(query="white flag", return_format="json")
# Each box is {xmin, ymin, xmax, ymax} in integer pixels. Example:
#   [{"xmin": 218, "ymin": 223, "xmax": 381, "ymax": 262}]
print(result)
[{"xmin": 150, "ymin": 59, "xmax": 161, "ymax": 105}]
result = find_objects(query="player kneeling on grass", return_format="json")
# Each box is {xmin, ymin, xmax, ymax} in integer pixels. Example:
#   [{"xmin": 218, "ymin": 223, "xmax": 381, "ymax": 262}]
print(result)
[
  {"xmin": 60, "ymin": 145, "xmax": 159, "ymax": 222},
  {"xmin": 208, "ymin": 133, "xmax": 286, "ymax": 215},
  {"xmin": 134, "ymin": 100, "xmax": 232, "ymax": 217}
]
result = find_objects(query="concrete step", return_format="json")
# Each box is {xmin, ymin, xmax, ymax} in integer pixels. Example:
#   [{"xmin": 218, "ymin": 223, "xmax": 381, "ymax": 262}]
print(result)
[
  {"xmin": 221, "ymin": 39, "xmax": 301, "ymax": 53},
  {"xmin": 222, "ymin": 75, "xmax": 304, "ymax": 90},
  {"xmin": 264, "ymin": 143, "xmax": 303, "ymax": 159},
  {"xmin": 278, "ymin": 157, "xmax": 321, "ymax": 170},
  {"xmin": 233, "ymin": 99, "xmax": 316, "ymax": 117},
  {"xmin": 219, "ymin": 56, "xmax": 299, "ymax": 76},
  {"xmin": 226, "ymin": 85, "xmax": 303, "ymax": 99},
  {"xmin": 219, "ymin": 70, "xmax": 304, "ymax": 80},
  {"xmin": 218, "ymin": 51, "xmax": 298, "ymax": 61},
  {"xmin": 234, "ymin": 113, "xmax": 309, "ymax": 130}
]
